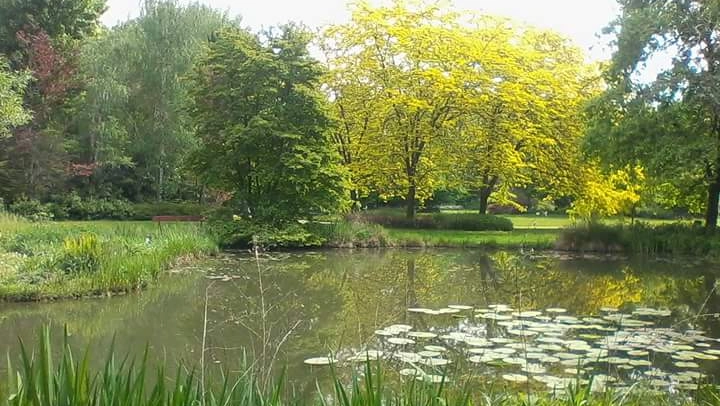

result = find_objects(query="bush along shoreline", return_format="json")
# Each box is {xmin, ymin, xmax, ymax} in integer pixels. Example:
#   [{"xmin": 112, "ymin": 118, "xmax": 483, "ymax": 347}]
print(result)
[
  {"xmin": 215, "ymin": 217, "xmax": 720, "ymax": 258},
  {"xmin": 0, "ymin": 213, "xmax": 218, "ymax": 302},
  {"xmin": 556, "ymin": 222, "xmax": 720, "ymax": 257}
]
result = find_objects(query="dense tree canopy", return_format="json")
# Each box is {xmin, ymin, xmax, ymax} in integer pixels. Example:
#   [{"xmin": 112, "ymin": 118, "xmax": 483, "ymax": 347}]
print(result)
[
  {"xmin": 0, "ymin": 57, "xmax": 29, "ymax": 136},
  {"xmin": 0, "ymin": 0, "xmax": 706, "ymax": 226},
  {"xmin": 70, "ymin": 1, "xmax": 230, "ymax": 200},
  {"xmin": 186, "ymin": 26, "xmax": 347, "ymax": 222},
  {"xmin": 0, "ymin": 0, "xmax": 106, "ymax": 57},
  {"xmin": 587, "ymin": 0, "xmax": 720, "ymax": 228},
  {"xmin": 323, "ymin": 1, "xmax": 596, "ymax": 218}
]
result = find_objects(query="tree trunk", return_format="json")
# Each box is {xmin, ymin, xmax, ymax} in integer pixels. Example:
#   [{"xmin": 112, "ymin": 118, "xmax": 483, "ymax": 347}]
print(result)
[
  {"xmin": 705, "ymin": 177, "xmax": 720, "ymax": 230},
  {"xmin": 406, "ymin": 184, "xmax": 417, "ymax": 219},
  {"xmin": 478, "ymin": 186, "xmax": 493, "ymax": 215},
  {"xmin": 350, "ymin": 189, "xmax": 361, "ymax": 211}
]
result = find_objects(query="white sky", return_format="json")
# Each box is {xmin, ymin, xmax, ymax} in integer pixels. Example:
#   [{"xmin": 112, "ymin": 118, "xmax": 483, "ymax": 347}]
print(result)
[{"xmin": 102, "ymin": 0, "xmax": 622, "ymax": 62}]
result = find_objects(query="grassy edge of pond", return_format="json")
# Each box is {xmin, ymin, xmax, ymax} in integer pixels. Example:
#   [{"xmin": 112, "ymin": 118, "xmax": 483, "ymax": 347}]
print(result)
[
  {"xmin": 0, "ymin": 213, "xmax": 219, "ymax": 302},
  {"xmin": 383, "ymin": 228, "xmax": 558, "ymax": 249},
  {"xmin": 3, "ymin": 327, "xmax": 720, "ymax": 406}
]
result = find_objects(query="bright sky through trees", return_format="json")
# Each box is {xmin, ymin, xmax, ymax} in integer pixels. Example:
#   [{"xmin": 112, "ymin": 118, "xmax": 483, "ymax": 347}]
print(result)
[{"xmin": 103, "ymin": 0, "xmax": 617, "ymax": 60}]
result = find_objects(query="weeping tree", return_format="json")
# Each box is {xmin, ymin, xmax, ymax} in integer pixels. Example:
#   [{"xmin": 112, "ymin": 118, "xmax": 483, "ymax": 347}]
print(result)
[{"xmin": 71, "ymin": 0, "xmax": 230, "ymax": 200}]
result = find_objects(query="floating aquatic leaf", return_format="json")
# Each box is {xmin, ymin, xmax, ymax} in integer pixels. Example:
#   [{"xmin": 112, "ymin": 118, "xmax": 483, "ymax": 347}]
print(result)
[
  {"xmin": 416, "ymin": 374, "xmax": 446, "ymax": 383},
  {"xmin": 539, "ymin": 355, "xmax": 561, "ymax": 363},
  {"xmin": 388, "ymin": 337, "xmax": 415, "ymax": 345},
  {"xmin": 508, "ymin": 329, "xmax": 538, "ymax": 337},
  {"xmin": 394, "ymin": 352, "xmax": 422, "ymax": 363},
  {"xmin": 399, "ymin": 368, "xmax": 423, "ymax": 376},
  {"xmin": 374, "ymin": 330, "xmax": 395, "ymax": 337},
  {"xmin": 524, "ymin": 352, "xmax": 548, "ymax": 360},
  {"xmin": 677, "ymin": 383, "xmax": 699, "ymax": 391},
  {"xmin": 672, "ymin": 353, "xmax": 696, "ymax": 361},
  {"xmin": 488, "ymin": 304, "xmax": 513, "ymax": 311},
  {"xmin": 644, "ymin": 369, "xmax": 668, "ymax": 377},
  {"xmin": 503, "ymin": 357, "xmax": 527, "ymax": 366},
  {"xmin": 388, "ymin": 324, "xmax": 413, "ymax": 332},
  {"xmin": 418, "ymin": 350, "xmax": 441, "ymax": 358},
  {"xmin": 522, "ymin": 363, "xmax": 546, "ymax": 374},
  {"xmin": 407, "ymin": 331, "xmax": 437, "ymax": 339},
  {"xmin": 546, "ymin": 308, "xmax": 567, "ymax": 313},
  {"xmin": 628, "ymin": 350, "xmax": 649, "ymax": 357},
  {"xmin": 629, "ymin": 360, "xmax": 652, "ymax": 367},
  {"xmin": 512, "ymin": 311, "xmax": 542, "ymax": 318},
  {"xmin": 650, "ymin": 379, "xmax": 669, "ymax": 387},
  {"xmin": 675, "ymin": 361, "xmax": 700, "ymax": 368},
  {"xmin": 555, "ymin": 352, "xmax": 581, "ymax": 360},
  {"xmin": 494, "ymin": 347, "xmax": 517, "ymax": 355},
  {"xmin": 464, "ymin": 337, "xmax": 493, "ymax": 347},
  {"xmin": 424, "ymin": 345, "xmax": 446, "ymax": 352},
  {"xmin": 437, "ymin": 308, "xmax": 461, "ymax": 314},
  {"xmin": 422, "ymin": 358, "xmax": 451, "ymax": 366},
  {"xmin": 448, "ymin": 305, "xmax": 473, "ymax": 310},
  {"xmin": 408, "ymin": 308, "xmax": 433, "ymax": 314},
  {"xmin": 304, "ymin": 357, "xmax": 336, "ymax": 366},
  {"xmin": 502, "ymin": 373, "xmax": 528, "ymax": 383},
  {"xmin": 479, "ymin": 313, "xmax": 513, "ymax": 321}
]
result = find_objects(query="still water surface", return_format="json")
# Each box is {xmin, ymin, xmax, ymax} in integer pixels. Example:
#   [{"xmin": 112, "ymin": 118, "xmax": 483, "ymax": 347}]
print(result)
[{"xmin": 1, "ymin": 249, "xmax": 719, "ymax": 393}]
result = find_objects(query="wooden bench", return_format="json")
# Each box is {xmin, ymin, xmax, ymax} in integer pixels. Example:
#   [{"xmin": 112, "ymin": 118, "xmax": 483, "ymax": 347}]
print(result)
[{"xmin": 152, "ymin": 215, "xmax": 206, "ymax": 225}]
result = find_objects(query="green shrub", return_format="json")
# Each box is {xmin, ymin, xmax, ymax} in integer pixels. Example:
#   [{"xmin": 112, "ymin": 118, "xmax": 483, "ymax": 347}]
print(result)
[
  {"xmin": 212, "ymin": 218, "xmax": 324, "ymax": 248},
  {"xmin": 557, "ymin": 222, "xmax": 720, "ymax": 256},
  {"xmin": 8, "ymin": 198, "xmax": 54, "ymax": 221},
  {"xmin": 131, "ymin": 201, "xmax": 209, "ymax": 220},
  {"xmin": 350, "ymin": 210, "xmax": 513, "ymax": 231},
  {"xmin": 308, "ymin": 220, "xmax": 392, "ymax": 248},
  {"xmin": 9, "ymin": 194, "xmax": 137, "ymax": 221},
  {"xmin": 58, "ymin": 233, "xmax": 102, "ymax": 274},
  {"xmin": 66, "ymin": 198, "xmax": 135, "ymax": 220}
]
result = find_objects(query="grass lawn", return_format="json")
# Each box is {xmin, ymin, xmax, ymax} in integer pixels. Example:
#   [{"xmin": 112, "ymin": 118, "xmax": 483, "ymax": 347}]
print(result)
[
  {"xmin": 493, "ymin": 214, "xmax": 690, "ymax": 229},
  {"xmin": 386, "ymin": 228, "xmax": 559, "ymax": 249},
  {"xmin": 0, "ymin": 213, "xmax": 218, "ymax": 302}
]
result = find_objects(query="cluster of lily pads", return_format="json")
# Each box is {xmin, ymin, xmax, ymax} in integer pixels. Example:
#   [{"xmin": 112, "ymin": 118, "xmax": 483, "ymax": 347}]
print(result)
[{"xmin": 305, "ymin": 304, "xmax": 720, "ymax": 393}]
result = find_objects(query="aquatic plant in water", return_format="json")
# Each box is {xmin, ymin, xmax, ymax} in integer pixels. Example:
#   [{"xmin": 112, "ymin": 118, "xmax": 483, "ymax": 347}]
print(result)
[{"xmin": 305, "ymin": 304, "xmax": 720, "ymax": 398}]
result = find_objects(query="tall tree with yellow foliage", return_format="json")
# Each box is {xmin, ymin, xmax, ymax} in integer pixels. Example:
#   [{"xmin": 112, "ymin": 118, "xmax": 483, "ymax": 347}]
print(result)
[{"xmin": 323, "ymin": 1, "xmax": 597, "ymax": 218}]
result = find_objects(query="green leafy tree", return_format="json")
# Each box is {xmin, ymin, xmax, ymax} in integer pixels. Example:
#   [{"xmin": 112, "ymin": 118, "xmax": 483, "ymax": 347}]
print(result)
[
  {"xmin": 186, "ymin": 25, "xmax": 347, "ymax": 222},
  {"xmin": 0, "ymin": 0, "xmax": 106, "ymax": 201},
  {"xmin": 69, "ymin": 0, "xmax": 229, "ymax": 200},
  {"xmin": 588, "ymin": 0, "xmax": 720, "ymax": 228},
  {"xmin": 0, "ymin": 0, "xmax": 106, "ymax": 57},
  {"xmin": 0, "ymin": 58, "xmax": 30, "ymax": 136}
]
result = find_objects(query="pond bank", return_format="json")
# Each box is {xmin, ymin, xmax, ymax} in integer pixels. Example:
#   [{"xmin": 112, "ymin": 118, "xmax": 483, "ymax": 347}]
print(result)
[
  {"xmin": 0, "ymin": 214, "xmax": 218, "ymax": 302},
  {"xmin": 2, "ymin": 250, "xmax": 720, "ymax": 405}
]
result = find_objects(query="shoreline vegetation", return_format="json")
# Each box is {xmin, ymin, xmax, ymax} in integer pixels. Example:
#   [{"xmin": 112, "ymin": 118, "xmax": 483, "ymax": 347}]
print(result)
[
  {"xmin": 0, "ymin": 212, "xmax": 218, "ymax": 302},
  {"xmin": 1, "ymin": 209, "xmax": 717, "ymax": 303},
  {"xmin": 2, "ymin": 328, "xmax": 719, "ymax": 406}
]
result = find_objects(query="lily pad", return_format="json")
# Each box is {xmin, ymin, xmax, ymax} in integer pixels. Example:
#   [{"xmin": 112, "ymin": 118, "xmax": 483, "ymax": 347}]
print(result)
[{"xmin": 304, "ymin": 357, "xmax": 336, "ymax": 366}]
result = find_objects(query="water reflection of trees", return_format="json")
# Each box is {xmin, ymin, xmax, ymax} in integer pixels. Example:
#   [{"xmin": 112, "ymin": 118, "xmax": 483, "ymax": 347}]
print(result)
[
  {"xmin": 1, "ymin": 249, "xmax": 719, "ymax": 390},
  {"xmin": 203, "ymin": 250, "xmax": 720, "ymax": 387}
]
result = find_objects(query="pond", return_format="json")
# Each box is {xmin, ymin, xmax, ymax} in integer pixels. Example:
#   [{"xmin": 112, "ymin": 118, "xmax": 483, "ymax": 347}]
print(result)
[{"xmin": 1, "ymin": 249, "xmax": 719, "ymax": 396}]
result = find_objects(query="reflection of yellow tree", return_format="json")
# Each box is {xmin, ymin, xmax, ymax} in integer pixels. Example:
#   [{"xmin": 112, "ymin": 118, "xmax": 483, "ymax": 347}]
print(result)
[{"xmin": 573, "ymin": 268, "xmax": 643, "ymax": 313}]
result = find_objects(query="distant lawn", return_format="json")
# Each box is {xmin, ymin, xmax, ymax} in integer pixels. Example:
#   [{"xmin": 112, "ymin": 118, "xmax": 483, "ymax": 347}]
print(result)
[
  {"xmin": 386, "ymin": 228, "xmax": 558, "ymax": 249},
  {"xmin": 436, "ymin": 211, "xmax": 694, "ymax": 230}
]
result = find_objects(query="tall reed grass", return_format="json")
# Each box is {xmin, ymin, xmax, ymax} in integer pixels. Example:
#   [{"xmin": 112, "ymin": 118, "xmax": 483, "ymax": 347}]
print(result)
[
  {"xmin": 1, "ymin": 328, "xmax": 718, "ymax": 406},
  {"xmin": 0, "ymin": 218, "xmax": 218, "ymax": 302}
]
